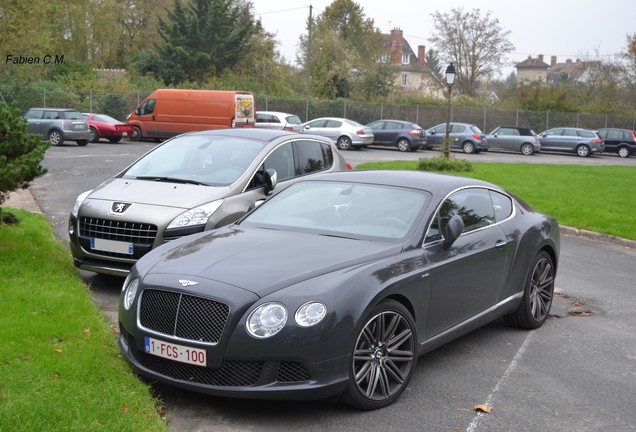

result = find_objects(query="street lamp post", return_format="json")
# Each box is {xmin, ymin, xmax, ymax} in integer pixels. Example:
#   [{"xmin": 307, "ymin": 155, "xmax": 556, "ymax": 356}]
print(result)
[{"xmin": 442, "ymin": 63, "xmax": 456, "ymax": 159}]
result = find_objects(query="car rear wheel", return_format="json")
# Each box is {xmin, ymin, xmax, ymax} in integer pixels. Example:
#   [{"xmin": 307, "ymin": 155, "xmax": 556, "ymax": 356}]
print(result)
[
  {"xmin": 396, "ymin": 138, "xmax": 411, "ymax": 152},
  {"xmin": 520, "ymin": 143, "xmax": 535, "ymax": 155},
  {"xmin": 504, "ymin": 250, "xmax": 555, "ymax": 330},
  {"xmin": 617, "ymin": 147, "xmax": 630, "ymax": 158},
  {"xmin": 109, "ymin": 137, "xmax": 122, "ymax": 143},
  {"xmin": 576, "ymin": 144, "xmax": 591, "ymax": 157},
  {"xmin": 89, "ymin": 127, "xmax": 100, "ymax": 143},
  {"xmin": 462, "ymin": 141, "xmax": 475, "ymax": 154},
  {"xmin": 130, "ymin": 126, "xmax": 142, "ymax": 141},
  {"xmin": 48, "ymin": 130, "xmax": 63, "ymax": 146},
  {"xmin": 341, "ymin": 299, "xmax": 417, "ymax": 410},
  {"xmin": 337, "ymin": 136, "xmax": 353, "ymax": 150},
  {"xmin": 76, "ymin": 140, "xmax": 88, "ymax": 146}
]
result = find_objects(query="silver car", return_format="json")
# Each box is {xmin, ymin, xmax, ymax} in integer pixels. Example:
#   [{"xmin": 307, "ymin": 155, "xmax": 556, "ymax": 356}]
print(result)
[
  {"xmin": 255, "ymin": 111, "xmax": 303, "ymax": 132},
  {"xmin": 301, "ymin": 117, "xmax": 374, "ymax": 150},
  {"xmin": 24, "ymin": 108, "xmax": 91, "ymax": 146},
  {"xmin": 538, "ymin": 127, "xmax": 605, "ymax": 157},
  {"xmin": 487, "ymin": 126, "xmax": 541, "ymax": 155},
  {"xmin": 68, "ymin": 128, "xmax": 350, "ymax": 276}
]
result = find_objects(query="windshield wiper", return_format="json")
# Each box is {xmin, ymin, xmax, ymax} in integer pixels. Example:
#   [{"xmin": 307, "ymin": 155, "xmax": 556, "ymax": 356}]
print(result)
[{"xmin": 135, "ymin": 176, "xmax": 206, "ymax": 185}]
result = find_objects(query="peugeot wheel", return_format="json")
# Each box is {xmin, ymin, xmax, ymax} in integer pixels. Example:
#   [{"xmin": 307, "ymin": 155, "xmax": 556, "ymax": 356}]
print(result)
[
  {"xmin": 337, "ymin": 136, "xmax": 353, "ymax": 151},
  {"xmin": 504, "ymin": 251, "xmax": 555, "ymax": 329},
  {"xmin": 462, "ymin": 141, "xmax": 475, "ymax": 154},
  {"xmin": 341, "ymin": 300, "xmax": 417, "ymax": 410}
]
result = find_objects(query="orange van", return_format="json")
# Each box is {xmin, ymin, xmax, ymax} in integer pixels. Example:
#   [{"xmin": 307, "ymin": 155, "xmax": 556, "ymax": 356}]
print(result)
[{"xmin": 126, "ymin": 89, "xmax": 255, "ymax": 141}]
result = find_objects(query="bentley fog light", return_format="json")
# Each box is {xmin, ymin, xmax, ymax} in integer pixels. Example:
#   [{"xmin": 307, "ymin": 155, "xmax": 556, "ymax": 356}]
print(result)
[
  {"xmin": 295, "ymin": 301, "xmax": 327, "ymax": 327},
  {"xmin": 246, "ymin": 302, "xmax": 287, "ymax": 338},
  {"xmin": 123, "ymin": 277, "xmax": 140, "ymax": 310}
]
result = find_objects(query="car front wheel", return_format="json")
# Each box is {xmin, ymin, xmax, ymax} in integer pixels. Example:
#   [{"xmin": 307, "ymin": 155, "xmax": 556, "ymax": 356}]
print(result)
[
  {"xmin": 396, "ymin": 138, "xmax": 411, "ymax": 152},
  {"xmin": 130, "ymin": 126, "xmax": 142, "ymax": 141},
  {"xmin": 576, "ymin": 144, "xmax": 591, "ymax": 157},
  {"xmin": 341, "ymin": 299, "xmax": 417, "ymax": 410},
  {"xmin": 337, "ymin": 136, "xmax": 353, "ymax": 150},
  {"xmin": 520, "ymin": 143, "xmax": 535, "ymax": 155},
  {"xmin": 462, "ymin": 141, "xmax": 475, "ymax": 154},
  {"xmin": 48, "ymin": 130, "xmax": 63, "ymax": 146},
  {"xmin": 504, "ymin": 250, "xmax": 555, "ymax": 329}
]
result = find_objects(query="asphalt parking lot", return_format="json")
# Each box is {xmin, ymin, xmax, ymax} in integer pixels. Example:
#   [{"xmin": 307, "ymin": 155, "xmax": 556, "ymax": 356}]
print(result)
[{"xmin": 16, "ymin": 140, "xmax": 636, "ymax": 431}]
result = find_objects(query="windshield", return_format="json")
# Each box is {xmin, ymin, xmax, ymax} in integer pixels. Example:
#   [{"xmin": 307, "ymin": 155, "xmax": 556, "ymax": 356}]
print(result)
[
  {"xmin": 242, "ymin": 181, "xmax": 430, "ymax": 241},
  {"xmin": 122, "ymin": 135, "xmax": 266, "ymax": 186}
]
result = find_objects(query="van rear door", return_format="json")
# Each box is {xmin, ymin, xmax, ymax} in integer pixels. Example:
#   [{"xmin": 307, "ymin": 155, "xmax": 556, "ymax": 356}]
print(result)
[{"xmin": 234, "ymin": 93, "xmax": 255, "ymax": 128}]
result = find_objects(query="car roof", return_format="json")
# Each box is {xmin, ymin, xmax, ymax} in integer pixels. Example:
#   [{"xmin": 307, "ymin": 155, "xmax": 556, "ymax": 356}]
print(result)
[
  {"xmin": 28, "ymin": 107, "xmax": 79, "ymax": 111},
  {"xmin": 173, "ymin": 127, "xmax": 326, "ymax": 143},
  {"xmin": 300, "ymin": 169, "xmax": 501, "ymax": 196},
  {"xmin": 256, "ymin": 111, "xmax": 298, "ymax": 116}
]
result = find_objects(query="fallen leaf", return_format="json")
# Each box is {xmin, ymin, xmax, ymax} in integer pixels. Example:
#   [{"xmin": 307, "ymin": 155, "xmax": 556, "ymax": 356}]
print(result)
[
  {"xmin": 474, "ymin": 404, "xmax": 493, "ymax": 413},
  {"xmin": 53, "ymin": 373, "xmax": 60, "ymax": 380},
  {"xmin": 83, "ymin": 327, "xmax": 91, "ymax": 336},
  {"xmin": 54, "ymin": 349, "xmax": 63, "ymax": 354},
  {"xmin": 121, "ymin": 404, "xmax": 129, "ymax": 413}
]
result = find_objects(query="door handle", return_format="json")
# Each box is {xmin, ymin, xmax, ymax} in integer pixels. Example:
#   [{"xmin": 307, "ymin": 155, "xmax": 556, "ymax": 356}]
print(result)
[{"xmin": 495, "ymin": 240, "xmax": 508, "ymax": 249}]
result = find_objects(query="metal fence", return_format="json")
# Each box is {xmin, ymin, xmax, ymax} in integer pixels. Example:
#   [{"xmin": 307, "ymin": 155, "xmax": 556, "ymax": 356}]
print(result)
[{"xmin": 6, "ymin": 87, "xmax": 636, "ymax": 133}]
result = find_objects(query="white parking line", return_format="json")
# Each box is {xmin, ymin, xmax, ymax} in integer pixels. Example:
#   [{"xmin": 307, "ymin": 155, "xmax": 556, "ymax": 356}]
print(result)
[{"xmin": 465, "ymin": 331, "xmax": 534, "ymax": 432}]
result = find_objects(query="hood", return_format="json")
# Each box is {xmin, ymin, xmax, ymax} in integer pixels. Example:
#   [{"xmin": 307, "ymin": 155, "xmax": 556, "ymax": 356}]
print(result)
[
  {"xmin": 89, "ymin": 178, "xmax": 232, "ymax": 209},
  {"xmin": 142, "ymin": 226, "xmax": 402, "ymax": 298}
]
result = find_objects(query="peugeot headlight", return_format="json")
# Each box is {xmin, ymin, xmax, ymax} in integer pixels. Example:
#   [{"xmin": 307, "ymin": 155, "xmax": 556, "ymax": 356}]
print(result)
[
  {"xmin": 246, "ymin": 302, "xmax": 287, "ymax": 339},
  {"xmin": 71, "ymin": 190, "xmax": 92, "ymax": 218},
  {"xmin": 122, "ymin": 276, "xmax": 140, "ymax": 310},
  {"xmin": 295, "ymin": 301, "xmax": 327, "ymax": 327},
  {"xmin": 166, "ymin": 200, "xmax": 223, "ymax": 229}
]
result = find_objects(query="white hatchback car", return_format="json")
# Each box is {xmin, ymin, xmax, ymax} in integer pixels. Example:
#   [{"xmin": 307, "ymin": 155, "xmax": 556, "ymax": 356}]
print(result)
[{"xmin": 255, "ymin": 111, "xmax": 303, "ymax": 132}]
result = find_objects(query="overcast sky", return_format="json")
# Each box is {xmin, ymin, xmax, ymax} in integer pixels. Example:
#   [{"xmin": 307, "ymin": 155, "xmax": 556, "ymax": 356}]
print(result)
[{"xmin": 252, "ymin": 0, "xmax": 634, "ymax": 77}]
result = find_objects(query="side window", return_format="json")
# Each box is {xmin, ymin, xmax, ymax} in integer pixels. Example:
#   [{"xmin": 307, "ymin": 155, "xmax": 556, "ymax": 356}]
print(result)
[
  {"xmin": 308, "ymin": 119, "xmax": 326, "ymax": 128},
  {"xmin": 295, "ymin": 140, "xmax": 333, "ymax": 175},
  {"xmin": 263, "ymin": 143, "xmax": 295, "ymax": 182},
  {"xmin": 451, "ymin": 124, "xmax": 464, "ymax": 133},
  {"xmin": 25, "ymin": 109, "xmax": 44, "ymax": 119},
  {"xmin": 489, "ymin": 190, "xmax": 513, "ymax": 222},
  {"xmin": 44, "ymin": 111, "xmax": 59, "ymax": 119},
  {"xmin": 432, "ymin": 125, "xmax": 446, "ymax": 134},
  {"xmin": 325, "ymin": 120, "xmax": 342, "ymax": 128},
  {"xmin": 139, "ymin": 99, "xmax": 156, "ymax": 115},
  {"xmin": 425, "ymin": 189, "xmax": 495, "ymax": 243}
]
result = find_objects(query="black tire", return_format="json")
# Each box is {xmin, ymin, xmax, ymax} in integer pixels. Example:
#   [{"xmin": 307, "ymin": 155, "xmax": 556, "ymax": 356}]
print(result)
[
  {"xmin": 130, "ymin": 126, "xmax": 142, "ymax": 141},
  {"xmin": 337, "ymin": 136, "xmax": 353, "ymax": 151},
  {"xmin": 617, "ymin": 147, "xmax": 630, "ymax": 158},
  {"xmin": 76, "ymin": 140, "xmax": 89, "ymax": 146},
  {"xmin": 576, "ymin": 145, "xmax": 591, "ymax": 157},
  {"xmin": 504, "ymin": 250, "xmax": 555, "ymax": 329},
  {"xmin": 520, "ymin": 143, "xmax": 534, "ymax": 156},
  {"xmin": 108, "ymin": 137, "xmax": 122, "ymax": 143},
  {"xmin": 341, "ymin": 299, "xmax": 417, "ymax": 410},
  {"xmin": 462, "ymin": 141, "xmax": 475, "ymax": 154},
  {"xmin": 396, "ymin": 138, "xmax": 411, "ymax": 152},
  {"xmin": 48, "ymin": 129, "xmax": 63, "ymax": 146},
  {"xmin": 89, "ymin": 127, "xmax": 100, "ymax": 143}
]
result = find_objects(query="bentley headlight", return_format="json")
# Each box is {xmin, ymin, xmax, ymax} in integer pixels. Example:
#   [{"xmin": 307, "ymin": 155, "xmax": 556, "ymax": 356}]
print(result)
[
  {"xmin": 246, "ymin": 302, "xmax": 287, "ymax": 338},
  {"xmin": 123, "ymin": 277, "xmax": 140, "ymax": 310},
  {"xmin": 295, "ymin": 301, "xmax": 327, "ymax": 327},
  {"xmin": 166, "ymin": 200, "xmax": 224, "ymax": 229},
  {"xmin": 71, "ymin": 190, "xmax": 92, "ymax": 218}
]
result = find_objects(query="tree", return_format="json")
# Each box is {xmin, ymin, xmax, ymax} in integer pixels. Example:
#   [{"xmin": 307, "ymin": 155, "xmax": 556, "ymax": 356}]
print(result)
[
  {"xmin": 429, "ymin": 7, "xmax": 514, "ymax": 97},
  {"xmin": 298, "ymin": 0, "xmax": 391, "ymax": 99},
  {"xmin": 143, "ymin": 0, "xmax": 255, "ymax": 85},
  {"xmin": 0, "ymin": 104, "xmax": 50, "ymax": 226}
]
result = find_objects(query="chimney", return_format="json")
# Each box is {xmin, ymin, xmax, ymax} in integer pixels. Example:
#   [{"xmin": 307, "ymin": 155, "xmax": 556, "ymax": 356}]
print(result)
[
  {"xmin": 551, "ymin": 56, "xmax": 557, "ymax": 66},
  {"xmin": 538, "ymin": 54, "xmax": 544, "ymax": 63},
  {"xmin": 418, "ymin": 45, "xmax": 426, "ymax": 65},
  {"xmin": 390, "ymin": 28, "xmax": 403, "ymax": 64}
]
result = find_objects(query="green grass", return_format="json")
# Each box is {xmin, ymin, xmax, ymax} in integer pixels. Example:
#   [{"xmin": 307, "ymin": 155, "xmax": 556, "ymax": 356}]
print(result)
[
  {"xmin": 356, "ymin": 161, "xmax": 636, "ymax": 241},
  {"xmin": 0, "ymin": 210, "xmax": 169, "ymax": 432}
]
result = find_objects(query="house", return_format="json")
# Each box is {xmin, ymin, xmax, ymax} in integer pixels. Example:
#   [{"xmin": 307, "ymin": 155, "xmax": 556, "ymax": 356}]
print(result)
[
  {"xmin": 383, "ymin": 28, "xmax": 442, "ymax": 97},
  {"xmin": 514, "ymin": 55, "xmax": 600, "ymax": 85}
]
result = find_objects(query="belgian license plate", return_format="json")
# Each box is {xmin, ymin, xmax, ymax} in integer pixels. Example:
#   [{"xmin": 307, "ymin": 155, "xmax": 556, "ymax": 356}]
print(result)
[
  {"xmin": 91, "ymin": 238, "xmax": 133, "ymax": 255},
  {"xmin": 144, "ymin": 336, "xmax": 207, "ymax": 367}
]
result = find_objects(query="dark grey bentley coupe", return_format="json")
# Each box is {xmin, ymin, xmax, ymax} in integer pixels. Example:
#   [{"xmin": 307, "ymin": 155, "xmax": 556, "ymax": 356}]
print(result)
[{"xmin": 118, "ymin": 170, "xmax": 560, "ymax": 410}]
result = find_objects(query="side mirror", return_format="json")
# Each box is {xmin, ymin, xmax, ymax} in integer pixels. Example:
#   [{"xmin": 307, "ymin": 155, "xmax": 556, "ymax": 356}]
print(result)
[
  {"xmin": 263, "ymin": 168, "xmax": 278, "ymax": 195},
  {"xmin": 442, "ymin": 215, "xmax": 464, "ymax": 249}
]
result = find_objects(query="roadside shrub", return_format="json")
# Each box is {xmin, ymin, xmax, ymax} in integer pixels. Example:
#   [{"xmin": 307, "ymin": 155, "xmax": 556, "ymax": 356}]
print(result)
[
  {"xmin": 417, "ymin": 156, "xmax": 473, "ymax": 172},
  {"xmin": 99, "ymin": 93, "xmax": 130, "ymax": 120}
]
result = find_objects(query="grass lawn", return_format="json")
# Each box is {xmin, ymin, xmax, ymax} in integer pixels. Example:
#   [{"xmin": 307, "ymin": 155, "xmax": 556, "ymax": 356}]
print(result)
[
  {"xmin": 0, "ymin": 210, "xmax": 168, "ymax": 432},
  {"xmin": 356, "ymin": 161, "xmax": 636, "ymax": 241}
]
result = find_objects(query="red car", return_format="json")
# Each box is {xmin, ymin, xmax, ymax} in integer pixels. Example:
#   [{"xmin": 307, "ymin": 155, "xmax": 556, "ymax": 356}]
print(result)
[{"xmin": 83, "ymin": 113, "xmax": 134, "ymax": 143}]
